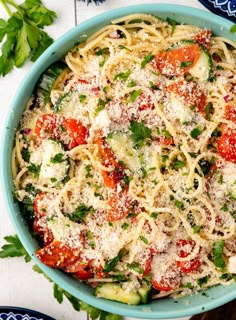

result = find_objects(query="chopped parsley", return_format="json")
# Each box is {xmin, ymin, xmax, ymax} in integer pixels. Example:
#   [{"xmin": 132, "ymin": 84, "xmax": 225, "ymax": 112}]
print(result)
[
  {"xmin": 69, "ymin": 204, "xmax": 95, "ymax": 223},
  {"xmin": 103, "ymin": 249, "xmax": 128, "ymax": 273},
  {"xmin": 180, "ymin": 61, "xmax": 193, "ymax": 68},
  {"xmin": 85, "ymin": 165, "xmax": 93, "ymax": 178},
  {"xmin": 28, "ymin": 163, "xmax": 41, "ymax": 178},
  {"xmin": 190, "ymin": 126, "xmax": 203, "ymax": 139},
  {"xmin": 212, "ymin": 240, "xmax": 225, "ymax": 268},
  {"xmin": 175, "ymin": 200, "xmax": 185, "ymax": 210},
  {"xmin": 118, "ymin": 44, "xmax": 131, "ymax": 51},
  {"xmin": 139, "ymin": 235, "xmax": 148, "ymax": 244},
  {"xmin": 79, "ymin": 94, "xmax": 87, "ymax": 103},
  {"xmin": 95, "ymin": 98, "xmax": 106, "ymax": 114},
  {"xmin": 193, "ymin": 225, "xmax": 202, "ymax": 234},
  {"xmin": 205, "ymin": 102, "xmax": 213, "ymax": 121},
  {"xmin": 130, "ymin": 89, "xmax": 142, "ymax": 102},
  {"xmin": 129, "ymin": 120, "xmax": 152, "ymax": 148},
  {"xmin": 50, "ymin": 153, "xmax": 66, "ymax": 163},
  {"xmin": 172, "ymin": 160, "xmax": 185, "ymax": 170},
  {"xmin": 127, "ymin": 262, "xmax": 144, "ymax": 274},
  {"xmin": 121, "ymin": 222, "xmax": 129, "ymax": 230},
  {"xmin": 141, "ymin": 52, "xmax": 154, "ymax": 68},
  {"xmin": 114, "ymin": 69, "xmax": 131, "ymax": 81}
]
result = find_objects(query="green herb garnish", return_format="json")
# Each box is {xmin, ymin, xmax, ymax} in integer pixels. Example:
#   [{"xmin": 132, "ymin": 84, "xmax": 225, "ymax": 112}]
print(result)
[
  {"xmin": 129, "ymin": 120, "xmax": 152, "ymax": 148},
  {"xmin": 0, "ymin": 0, "xmax": 57, "ymax": 76},
  {"xmin": 141, "ymin": 52, "xmax": 154, "ymax": 68},
  {"xmin": 212, "ymin": 240, "xmax": 225, "ymax": 268}
]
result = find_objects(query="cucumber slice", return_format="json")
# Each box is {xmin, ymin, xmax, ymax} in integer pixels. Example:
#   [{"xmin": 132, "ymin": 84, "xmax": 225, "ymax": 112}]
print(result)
[
  {"xmin": 138, "ymin": 285, "xmax": 152, "ymax": 304},
  {"xmin": 53, "ymin": 90, "xmax": 75, "ymax": 114},
  {"xmin": 39, "ymin": 139, "xmax": 69, "ymax": 187},
  {"xmin": 189, "ymin": 45, "xmax": 212, "ymax": 81},
  {"xmin": 36, "ymin": 61, "xmax": 68, "ymax": 103},
  {"xmin": 106, "ymin": 132, "xmax": 141, "ymax": 171},
  {"xmin": 167, "ymin": 40, "xmax": 212, "ymax": 81},
  {"xmin": 94, "ymin": 283, "xmax": 141, "ymax": 305}
]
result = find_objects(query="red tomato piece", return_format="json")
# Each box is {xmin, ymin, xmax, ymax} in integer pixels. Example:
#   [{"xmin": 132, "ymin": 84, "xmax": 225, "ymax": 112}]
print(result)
[
  {"xmin": 35, "ymin": 114, "xmax": 63, "ymax": 140},
  {"xmin": 194, "ymin": 29, "xmax": 212, "ymax": 50},
  {"xmin": 157, "ymin": 135, "xmax": 174, "ymax": 146},
  {"xmin": 97, "ymin": 130, "xmax": 122, "ymax": 170},
  {"xmin": 106, "ymin": 193, "xmax": 136, "ymax": 222},
  {"xmin": 34, "ymin": 192, "xmax": 47, "ymax": 217},
  {"xmin": 152, "ymin": 269, "xmax": 181, "ymax": 292},
  {"xmin": 142, "ymin": 255, "xmax": 152, "ymax": 277},
  {"xmin": 36, "ymin": 240, "xmax": 80, "ymax": 268},
  {"xmin": 33, "ymin": 192, "xmax": 54, "ymax": 245},
  {"xmin": 101, "ymin": 169, "xmax": 124, "ymax": 189},
  {"xmin": 65, "ymin": 258, "xmax": 93, "ymax": 280},
  {"xmin": 225, "ymin": 105, "xmax": 236, "ymax": 122},
  {"xmin": 63, "ymin": 118, "xmax": 88, "ymax": 149},
  {"xmin": 217, "ymin": 129, "xmax": 236, "ymax": 164},
  {"xmin": 167, "ymin": 80, "xmax": 206, "ymax": 113},
  {"xmin": 177, "ymin": 256, "xmax": 201, "ymax": 273},
  {"xmin": 154, "ymin": 44, "xmax": 201, "ymax": 76},
  {"xmin": 176, "ymin": 239, "xmax": 196, "ymax": 258}
]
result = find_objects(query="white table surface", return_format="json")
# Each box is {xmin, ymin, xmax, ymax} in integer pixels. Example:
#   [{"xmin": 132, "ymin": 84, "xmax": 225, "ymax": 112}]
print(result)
[{"xmin": 0, "ymin": 1, "xmax": 207, "ymax": 319}]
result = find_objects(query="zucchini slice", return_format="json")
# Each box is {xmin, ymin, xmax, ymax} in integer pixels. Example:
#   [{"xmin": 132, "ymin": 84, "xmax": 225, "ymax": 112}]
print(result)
[
  {"xmin": 94, "ymin": 283, "xmax": 141, "ymax": 305},
  {"xmin": 38, "ymin": 139, "xmax": 69, "ymax": 187},
  {"xmin": 189, "ymin": 45, "xmax": 212, "ymax": 81},
  {"xmin": 36, "ymin": 61, "xmax": 68, "ymax": 103},
  {"xmin": 106, "ymin": 132, "xmax": 140, "ymax": 171},
  {"xmin": 167, "ymin": 40, "xmax": 212, "ymax": 81},
  {"xmin": 138, "ymin": 284, "xmax": 152, "ymax": 304}
]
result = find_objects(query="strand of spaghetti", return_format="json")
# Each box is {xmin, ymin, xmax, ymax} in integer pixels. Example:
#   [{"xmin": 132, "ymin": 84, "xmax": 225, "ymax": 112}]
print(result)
[
  {"xmin": 14, "ymin": 167, "xmax": 28, "ymax": 190},
  {"xmin": 33, "ymin": 185, "xmax": 61, "ymax": 193},
  {"xmin": 196, "ymin": 196, "xmax": 216, "ymax": 235},
  {"xmin": 214, "ymin": 37, "xmax": 236, "ymax": 49},
  {"xmin": 83, "ymin": 25, "xmax": 132, "ymax": 52},
  {"xmin": 127, "ymin": 215, "xmax": 147, "ymax": 263},
  {"xmin": 195, "ymin": 122, "xmax": 218, "ymax": 153},
  {"xmin": 11, "ymin": 147, "xmax": 17, "ymax": 179},
  {"xmin": 212, "ymin": 38, "xmax": 235, "ymax": 63},
  {"xmin": 111, "ymin": 13, "xmax": 165, "ymax": 25},
  {"xmin": 186, "ymin": 152, "xmax": 220, "ymax": 187},
  {"xmin": 123, "ymin": 23, "xmax": 165, "ymax": 40},
  {"xmin": 15, "ymin": 133, "xmax": 25, "ymax": 167}
]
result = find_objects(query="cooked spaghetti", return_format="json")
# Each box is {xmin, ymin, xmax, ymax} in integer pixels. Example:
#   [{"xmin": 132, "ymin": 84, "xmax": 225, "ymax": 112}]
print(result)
[{"xmin": 13, "ymin": 14, "xmax": 236, "ymax": 304}]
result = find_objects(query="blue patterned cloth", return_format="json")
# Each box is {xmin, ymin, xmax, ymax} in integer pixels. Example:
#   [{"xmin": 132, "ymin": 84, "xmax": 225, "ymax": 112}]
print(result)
[{"xmin": 199, "ymin": 0, "xmax": 236, "ymax": 22}]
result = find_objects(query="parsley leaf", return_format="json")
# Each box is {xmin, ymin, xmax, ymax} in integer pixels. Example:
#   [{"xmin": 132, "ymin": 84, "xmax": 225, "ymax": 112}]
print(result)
[
  {"xmin": 1, "ymin": 236, "xmax": 121, "ymax": 320},
  {"xmin": 129, "ymin": 120, "xmax": 152, "ymax": 148},
  {"xmin": 180, "ymin": 61, "xmax": 193, "ymax": 68},
  {"xmin": 103, "ymin": 249, "xmax": 128, "ymax": 273},
  {"xmin": 0, "ymin": 0, "xmax": 57, "ymax": 76},
  {"xmin": 70, "ymin": 204, "xmax": 95, "ymax": 222},
  {"xmin": 212, "ymin": 240, "xmax": 226, "ymax": 268},
  {"xmin": 190, "ymin": 126, "xmax": 203, "ymax": 139},
  {"xmin": 166, "ymin": 17, "xmax": 178, "ymax": 35},
  {"xmin": 50, "ymin": 153, "xmax": 66, "ymax": 163},
  {"xmin": 28, "ymin": 163, "xmax": 41, "ymax": 178},
  {"xmin": 114, "ymin": 69, "xmax": 131, "ymax": 81},
  {"xmin": 130, "ymin": 89, "xmax": 142, "ymax": 102},
  {"xmin": 230, "ymin": 24, "xmax": 236, "ymax": 33},
  {"xmin": 141, "ymin": 52, "xmax": 154, "ymax": 68},
  {"xmin": 0, "ymin": 235, "xmax": 31, "ymax": 262}
]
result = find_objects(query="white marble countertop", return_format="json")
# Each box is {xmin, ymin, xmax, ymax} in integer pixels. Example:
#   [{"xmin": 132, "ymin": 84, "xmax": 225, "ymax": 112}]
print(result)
[{"xmin": 0, "ymin": 1, "xmax": 207, "ymax": 319}]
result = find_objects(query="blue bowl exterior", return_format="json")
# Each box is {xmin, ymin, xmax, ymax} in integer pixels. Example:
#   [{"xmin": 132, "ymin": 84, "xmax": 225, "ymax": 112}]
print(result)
[{"xmin": 1, "ymin": 4, "xmax": 236, "ymax": 319}]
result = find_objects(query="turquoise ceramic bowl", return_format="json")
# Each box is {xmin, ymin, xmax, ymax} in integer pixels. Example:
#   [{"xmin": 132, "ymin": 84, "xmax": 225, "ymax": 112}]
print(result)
[{"xmin": 2, "ymin": 4, "xmax": 236, "ymax": 318}]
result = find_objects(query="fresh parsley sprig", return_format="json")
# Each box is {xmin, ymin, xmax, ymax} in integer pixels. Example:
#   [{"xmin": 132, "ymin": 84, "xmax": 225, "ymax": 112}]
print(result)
[
  {"xmin": 0, "ymin": 0, "xmax": 57, "ymax": 76},
  {"xmin": 0, "ymin": 234, "xmax": 121, "ymax": 320},
  {"xmin": 0, "ymin": 234, "xmax": 31, "ymax": 262}
]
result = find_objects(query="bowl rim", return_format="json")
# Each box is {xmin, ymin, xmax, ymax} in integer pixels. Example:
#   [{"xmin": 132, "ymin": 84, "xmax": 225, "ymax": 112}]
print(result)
[{"xmin": 1, "ymin": 3, "xmax": 236, "ymax": 319}]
